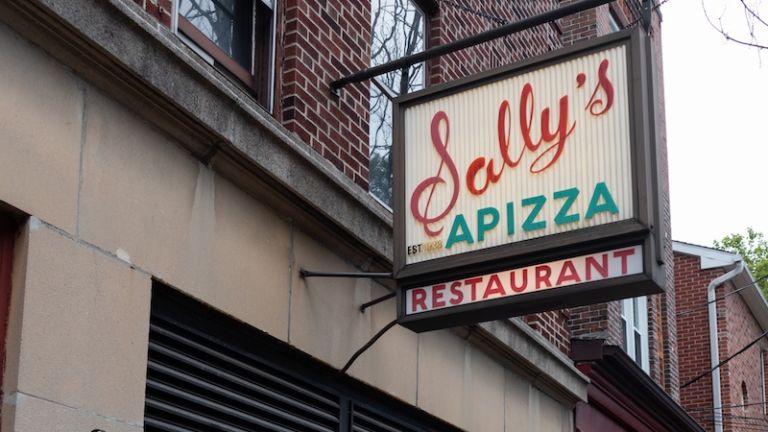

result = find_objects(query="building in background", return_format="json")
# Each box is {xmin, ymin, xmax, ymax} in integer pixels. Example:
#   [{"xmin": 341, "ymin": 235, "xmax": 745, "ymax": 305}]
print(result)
[
  {"xmin": 674, "ymin": 241, "xmax": 768, "ymax": 432},
  {"xmin": 0, "ymin": 0, "xmax": 700, "ymax": 430}
]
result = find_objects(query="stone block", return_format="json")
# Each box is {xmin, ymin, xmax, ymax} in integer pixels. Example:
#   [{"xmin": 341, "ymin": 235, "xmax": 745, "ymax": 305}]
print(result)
[
  {"xmin": 346, "ymin": 281, "xmax": 418, "ymax": 404},
  {"xmin": 0, "ymin": 23, "xmax": 82, "ymax": 233},
  {"xmin": 463, "ymin": 346, "xmax": 506, "ymax": 432},
  {"xmin": 210, "ymin": 175, "xmax": 291, "ymax": 339},
  {"xmin": 3, "ymin": 392, "xmax": 142, "ymax": 432},
  {"xmin": 6, "ymin": 221, "xmax": 151, "ymax": 425},
  {"xmin": 416, "ymin": 329, "xmax": 466, "ymax": 427},
  {"xmin": 505, "ymin": 370, "xmax": 531, "ymax": 431},
  {"xmin": 79, "ymin": 89, "xmax": 292, "ymax": 340}
]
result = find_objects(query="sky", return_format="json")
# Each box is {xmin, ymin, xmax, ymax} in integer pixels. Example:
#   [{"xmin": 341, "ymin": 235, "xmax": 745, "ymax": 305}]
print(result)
[{"xmin": 661, "ymin": 0, "xmax": 768, "ymax": 247}]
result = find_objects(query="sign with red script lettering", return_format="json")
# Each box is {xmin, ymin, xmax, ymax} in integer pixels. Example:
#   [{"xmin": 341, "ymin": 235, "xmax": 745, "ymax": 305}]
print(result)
[{"xmin": 393, "ymin": 29, "xmax": 666, "ymax": 332}]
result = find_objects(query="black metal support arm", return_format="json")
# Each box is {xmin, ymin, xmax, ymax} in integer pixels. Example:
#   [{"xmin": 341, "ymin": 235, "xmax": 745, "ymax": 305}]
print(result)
[
  {"xmin": 359, "ymin": 291, "xmax": 396, "ymax": 312},
  {"xmin": 330, "ymin": 0, "xmax": 615, "ymax": 94},
  {"xmin": 299, "ymin": 269, "xmax": 393, "ymax": 279}
]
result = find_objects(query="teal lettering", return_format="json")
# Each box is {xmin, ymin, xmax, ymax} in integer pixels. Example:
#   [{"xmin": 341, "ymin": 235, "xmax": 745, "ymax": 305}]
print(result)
[
  {"xmin": 585, "ymin": 182, "xmax": 619, "ymax": 219},
  {"xmin": 522, "ymin": 195, "xmax": 547, "ymax": 231},
  {"xmin": 477, "ymin": 207, "xmax": 500, "ymax": 242},
  {"xmin": 553, "ymin": 187, "xmax": 580, "ymax": 225},
  {"xmin": 506, "ymin": 202, "xmax": 515, "ymax": 235},
  {"xmin": 445, "ymin": 214, "xmax": 474, "ymax": 248}
]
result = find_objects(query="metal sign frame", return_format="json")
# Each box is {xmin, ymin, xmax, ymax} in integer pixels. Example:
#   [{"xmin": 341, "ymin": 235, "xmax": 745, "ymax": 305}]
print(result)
[{"xmin": 392, "ymin": 28, "xmax": 665, "ymax": 332}]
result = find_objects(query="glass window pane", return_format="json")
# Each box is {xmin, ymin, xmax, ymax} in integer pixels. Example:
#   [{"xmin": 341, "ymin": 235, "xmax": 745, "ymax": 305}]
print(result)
[
  {"xmin": 633, "ymin": 297, "xmax": 640, "ymax": 327},
  {"xmin": 180, "ymin": 0, "xmax": 253, "ymax": 69},
  {"xmin": 634, "ymin": 330, "xmax": 642, "ymax": 366},
  {"xmin": 369, "ymin": 0, "xmax": 425, "ymax": 207},
  {"xmin": 621, "ymin": 318, "xmax": 628, "ymax": 352}
]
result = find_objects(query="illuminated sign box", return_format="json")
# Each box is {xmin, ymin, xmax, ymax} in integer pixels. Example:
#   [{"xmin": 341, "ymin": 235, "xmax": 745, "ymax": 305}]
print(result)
[{"xmin": 393, "ymin": 28, "xmax": 665, "ymax": 332}]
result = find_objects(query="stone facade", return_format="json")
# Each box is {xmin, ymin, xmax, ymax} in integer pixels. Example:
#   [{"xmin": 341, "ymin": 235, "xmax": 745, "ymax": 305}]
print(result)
[{"xmin": 0, "ymin": 0, "xmax": 687, "ymax": 430}]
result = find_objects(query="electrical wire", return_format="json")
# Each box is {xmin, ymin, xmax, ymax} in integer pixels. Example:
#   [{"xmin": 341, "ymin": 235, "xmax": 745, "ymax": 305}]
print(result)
[
  {"xmin": 680, "ymin": 327, "xmax": 768, "ymax": 389},
  {"xmin": 676, "ymin": 273, "xmax": 768, "ymax": 317},
  {"xmin": 686, "ymin": 400, "xmax": 768, "ymax": 413},
  {"xmin": 626, "ymin": 0, "xmax": 673, "ymax": 28}
]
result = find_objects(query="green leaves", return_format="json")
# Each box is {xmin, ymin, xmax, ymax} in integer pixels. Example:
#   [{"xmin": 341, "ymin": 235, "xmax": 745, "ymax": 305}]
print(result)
[{"xmin": 714, "ymin": 227, "xmax": 768, "ymax": 298}]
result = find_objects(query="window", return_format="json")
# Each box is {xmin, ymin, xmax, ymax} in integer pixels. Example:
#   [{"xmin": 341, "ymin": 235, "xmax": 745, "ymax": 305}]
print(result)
[
  {"xmin": 621, "ymin": 296, "xmax": 649, "ymax": 373},
  {"xmin": 608, "ymin": 11, "xmax": 621, "ymax": 32},
  {"xmin": 369, "ymin": 0, "xmax": 426, "ymax": 207},
  {"xmin": 741, "ymin": 381, "xmax": 749, "ymax": 407},
  {"xmin": 174, "ymin": 0, "xmax": 275, "ymax": 107}
]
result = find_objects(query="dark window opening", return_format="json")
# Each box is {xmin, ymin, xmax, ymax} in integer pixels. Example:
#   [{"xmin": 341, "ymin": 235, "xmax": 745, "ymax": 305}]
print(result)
[{"xmin": 742, "ymin": 381, "xmax": 749, "ymax": 407}]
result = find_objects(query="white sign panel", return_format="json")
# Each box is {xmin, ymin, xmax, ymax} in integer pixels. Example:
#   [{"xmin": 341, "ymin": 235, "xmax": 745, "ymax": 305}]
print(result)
[
  {"xmin": 404, "ymin": 45, "xmax": 632, "ymax": 265},
  {"xmin": 404, "ymin": 245, "xmax": 643, "ymax": 315}
]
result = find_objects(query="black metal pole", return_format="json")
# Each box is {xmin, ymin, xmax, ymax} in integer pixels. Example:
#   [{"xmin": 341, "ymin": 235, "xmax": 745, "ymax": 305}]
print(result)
[
  {"xmin": 359, "ymin": 291, "xmax": 396, "ymax": 312},
  {"xmin": 299, "ymin": 269, "xmax": 393, "ymax": 279},
  {"xmin": 331, "ymin": 0, "xmax": 615, "ymax": 93},
  {"xmin": 341, "ymin": 319, "xmax": 398, "ymax": 373}
]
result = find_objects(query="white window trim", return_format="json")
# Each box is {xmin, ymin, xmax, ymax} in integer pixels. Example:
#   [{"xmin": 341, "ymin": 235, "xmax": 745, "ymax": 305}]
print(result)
[{"xmin": 621, "ymin": 296, "xmax": 650, "ymax": 373}]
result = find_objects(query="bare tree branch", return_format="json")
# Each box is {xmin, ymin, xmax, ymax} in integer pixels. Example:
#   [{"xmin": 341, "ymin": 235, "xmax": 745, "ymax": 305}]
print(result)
[{"xmin": 702, "ymin": 0, "xmax": 768, "ymax": 51}]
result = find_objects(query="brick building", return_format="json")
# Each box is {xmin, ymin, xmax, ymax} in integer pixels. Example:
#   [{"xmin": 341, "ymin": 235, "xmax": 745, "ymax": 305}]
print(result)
[
  {"xmin": 674, "ymin": 241, "xmax": 768, "ymax": 432},
  {"xmin": 0, "ymin": 0, "xmax": 702, "ymax": 430}
]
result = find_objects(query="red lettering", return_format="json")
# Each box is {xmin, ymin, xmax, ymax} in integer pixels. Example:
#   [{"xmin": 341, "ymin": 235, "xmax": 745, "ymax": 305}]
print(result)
[
  {"xmin": 519, "ymin": 84, "xmax": 542, "ymax": 152},
  {"xmin": 531, "ymin": 95, "xmax": 575, "ymax": 173},
  {"xmin": 465, "ymin": 277, "xmax": 483, "ymax": 301},
  {"xmin": 586, "ymin": 59, "xmax": 615, "ymax": 116},
  {"xmin": 498, "ymin": 100, "xmax": 524, "ymax": 169},
  {"xmin": 411, "ymin": 288, "xmax": 427, "ymax": 313},
  {"xmin": 449, "ymin": 281, "xmax": 464, "ymax": 305},
  {"xmin": 586, "ymin": 254, "xmax": 609, "ymax": 280},
  {"xmin": 483, "ymin": 274, "xmax": 506, "ymax": 299},
  {"xmin": 555, "ymin": 260, "xmax": 582, "ymax": 285},
  {"xmin": 466, "ymin": 157, "xmax": 504, "ymax": 196},
  {"xmin": 613, "ymin": 248, "xmax": 636, "ymax": 274},
  {"xmin": 510, "ymin": 270, "xmax": 528, "ymax": 293},
  {"xmin": 432, "ymin": 284, "xmax": 446, "ymax": 308},
  {"xmin": 410, "ymin": 112, "xmax": 460, "ymax": 237},
  {"xmin": 535, "ymin": 265, "xmax": 552, "ymax": 289}
]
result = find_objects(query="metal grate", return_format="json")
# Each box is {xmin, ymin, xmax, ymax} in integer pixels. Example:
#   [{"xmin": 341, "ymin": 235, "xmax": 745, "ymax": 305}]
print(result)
[
  {"xmin": 352, "ymin": 405, "xmax": 421, "ymax": 432},
  {"xmin": 145, "ymin": 316, "xmax": 340, "ymax": 432},
  {"xmin": 144, "ymin": 285, "xmax": 461, "ymax": 432}
]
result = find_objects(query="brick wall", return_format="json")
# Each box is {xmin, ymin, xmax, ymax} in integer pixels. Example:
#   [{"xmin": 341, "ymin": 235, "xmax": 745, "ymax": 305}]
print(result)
[
  {"xmin": 723, "ymin": 279, "xmax": 768, "ymax": 430},
  {"xmin": 132, "ymin": 0, "xmax": 172, "ymax": 27},
  {"xmin": 278, "ymin": 1, "xmax": 372, "ymax": 189},
  {"xmin": 675, "ymin": 252, "xmax": 768, "ymax": 431},
  {"xmin": 427, "ymin": 0, "xmax": 561, "ymax": 85},
  {"xmin": 675, "ymin": 253, "xmax": 722, "ymax": 431}
]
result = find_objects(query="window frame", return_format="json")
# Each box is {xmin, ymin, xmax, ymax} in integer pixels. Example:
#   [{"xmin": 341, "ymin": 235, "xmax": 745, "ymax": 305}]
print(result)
[
  {"xmin": 621, "ymin": 296, "xmax": 650, "ymax": 373},
  {"xmin": 172, "ymin": 0, "xmax": 277, "ymax": 109}
]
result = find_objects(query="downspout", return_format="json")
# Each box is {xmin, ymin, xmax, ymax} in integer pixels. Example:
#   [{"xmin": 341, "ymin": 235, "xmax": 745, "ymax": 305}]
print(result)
[{"xmin": 708, "ymin": 261, "xmax": 745, "ymax": 432}]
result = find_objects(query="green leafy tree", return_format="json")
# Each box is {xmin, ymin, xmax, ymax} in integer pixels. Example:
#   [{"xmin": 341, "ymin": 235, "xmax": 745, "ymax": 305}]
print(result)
[{"xmin": 713, "ymin": 228, "xmax": 768, "ymax": 298}]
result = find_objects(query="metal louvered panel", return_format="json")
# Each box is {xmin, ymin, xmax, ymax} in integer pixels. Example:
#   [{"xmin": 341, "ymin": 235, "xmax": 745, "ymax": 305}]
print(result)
[
  {"xmin": 352, "ymin": 405, "xmax": 421, "ymax": 432},
  {"xmin": 145, "ymin": 317, "xmax": 340, "ymax": 432}
]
